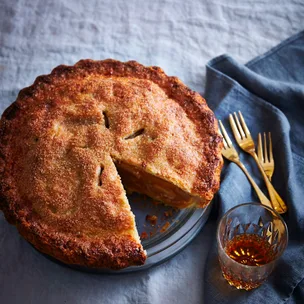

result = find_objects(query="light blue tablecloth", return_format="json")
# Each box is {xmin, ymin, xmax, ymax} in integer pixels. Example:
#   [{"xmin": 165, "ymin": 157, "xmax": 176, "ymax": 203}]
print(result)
[{"xmin": 0, "ymin": 1, "xmax": 303, "ymax": 303}]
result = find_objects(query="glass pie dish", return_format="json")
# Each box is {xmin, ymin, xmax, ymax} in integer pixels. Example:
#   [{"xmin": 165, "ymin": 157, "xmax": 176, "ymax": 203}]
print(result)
[{"xmin": 37, "ymin": 193, "xmax": 213, "ymax": 273}]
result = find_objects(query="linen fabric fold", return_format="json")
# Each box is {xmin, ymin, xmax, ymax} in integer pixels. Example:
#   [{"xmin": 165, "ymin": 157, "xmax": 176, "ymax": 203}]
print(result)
[{"xmin": 204, "ymin": 30, "xmax": 304, "ymax": 304}]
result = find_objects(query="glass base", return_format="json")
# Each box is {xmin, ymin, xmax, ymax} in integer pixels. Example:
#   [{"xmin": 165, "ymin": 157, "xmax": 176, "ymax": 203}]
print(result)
[{"xmin": 222, "ymin": 270, "xmax": 265, "ymax": 291}]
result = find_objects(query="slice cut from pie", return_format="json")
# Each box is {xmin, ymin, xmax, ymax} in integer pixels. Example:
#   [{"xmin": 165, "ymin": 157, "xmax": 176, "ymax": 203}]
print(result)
[
  {"xmin": 116, "ymin": 161, "xmax": 204, "ymax": 209},
  {"xmin": 0, "ymin": 59, "xmax": 223, "ymax": 269}
]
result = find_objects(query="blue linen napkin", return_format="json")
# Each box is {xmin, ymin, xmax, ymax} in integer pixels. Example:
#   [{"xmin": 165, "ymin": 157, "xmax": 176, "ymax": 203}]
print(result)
[{"xmin": 203, "ymin": 30, "xmax": 304, "ymax": 303}]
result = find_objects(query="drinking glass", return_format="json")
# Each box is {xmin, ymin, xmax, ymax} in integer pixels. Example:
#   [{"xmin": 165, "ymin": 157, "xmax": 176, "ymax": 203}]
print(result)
[{"xmin": 217, "ymin": 203, "xmax": 288, "ymax": 290}]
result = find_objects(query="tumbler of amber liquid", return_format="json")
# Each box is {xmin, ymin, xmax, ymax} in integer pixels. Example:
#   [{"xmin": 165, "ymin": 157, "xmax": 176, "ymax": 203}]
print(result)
[{"xmin": 217, "ymin": 203, "xmax": 288, "ymax": 290}]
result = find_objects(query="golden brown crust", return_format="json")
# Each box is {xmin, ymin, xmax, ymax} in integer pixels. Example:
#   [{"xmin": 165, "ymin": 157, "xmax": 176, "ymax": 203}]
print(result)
[
  {"xmin": 0, "ymin": 59, "xmax": 223, "ymax": 269},
  {"xmin": 18, "ymin": 221, "xmax": 146, "ymax": 270}
]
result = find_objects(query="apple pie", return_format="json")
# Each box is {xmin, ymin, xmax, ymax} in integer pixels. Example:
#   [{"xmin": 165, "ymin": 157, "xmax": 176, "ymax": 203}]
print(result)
[{"xmin": 0, "ymin": 59, "xmax": 223, "ymax": 269}]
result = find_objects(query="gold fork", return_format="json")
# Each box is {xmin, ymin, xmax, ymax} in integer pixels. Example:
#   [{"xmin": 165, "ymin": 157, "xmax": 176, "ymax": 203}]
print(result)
[
  {"xmin": 258, "ymin": 132, "xmax": 274, "ymax": 181},
  {"xmin": 218, "ymin": 120, "xmax": 273, "ymax": 209},
  {"xmin": 229, "ymin": 111, "xmax": 287, "ymax": 214},
  {"xmin": 258, "ymin": 132, "xmax": 285, "ymax": 213}
]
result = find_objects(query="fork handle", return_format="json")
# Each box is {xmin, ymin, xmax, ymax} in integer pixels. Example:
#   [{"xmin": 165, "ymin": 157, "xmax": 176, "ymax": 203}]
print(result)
[
  {"xmin": 251, "ymin": 152, "xmax": 288, "ymax": 214},
  {"xmin": 234, "ymin": 160, "xmax": 273, "ymax": 209}
]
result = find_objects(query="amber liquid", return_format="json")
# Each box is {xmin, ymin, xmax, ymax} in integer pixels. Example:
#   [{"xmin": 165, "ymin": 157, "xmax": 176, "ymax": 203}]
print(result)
[
  {"xmin": 226, "ymin": 234, "xmax": 275, "ymax": 266},
  {"xmin": 221, "ymin": 234, "xmax": 275, "ymax": 290}
]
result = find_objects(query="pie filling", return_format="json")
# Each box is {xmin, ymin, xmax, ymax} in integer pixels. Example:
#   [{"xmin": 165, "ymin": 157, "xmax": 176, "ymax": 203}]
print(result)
[{"xmin": 116, "ymin": 161, "xmax": 204, "ymax": 209}]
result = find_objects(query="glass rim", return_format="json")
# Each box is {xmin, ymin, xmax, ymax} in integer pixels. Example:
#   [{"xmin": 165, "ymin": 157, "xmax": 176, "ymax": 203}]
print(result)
[{"xmin": 216, "ymin": 202, "xmax": 289, "ymax": 269}]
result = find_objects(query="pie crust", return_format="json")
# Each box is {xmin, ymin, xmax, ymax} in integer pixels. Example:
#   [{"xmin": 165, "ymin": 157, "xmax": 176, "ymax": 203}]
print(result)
[{"xmin": 0, "ymin": 59, "xmax": 223, "ymax": 269}]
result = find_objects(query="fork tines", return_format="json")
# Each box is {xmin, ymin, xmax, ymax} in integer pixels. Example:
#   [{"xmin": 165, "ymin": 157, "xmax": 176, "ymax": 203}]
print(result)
[
  {"xmin": 258, "ymin": 132, "xmax": 273, "ymax": 163},
  {"xmin": 219, "ymin": 120, "xmax": 232, "ymax": 149},
  {"xmin": 229, "ymin": 111, "xmax": 251, "ymax": 140}
]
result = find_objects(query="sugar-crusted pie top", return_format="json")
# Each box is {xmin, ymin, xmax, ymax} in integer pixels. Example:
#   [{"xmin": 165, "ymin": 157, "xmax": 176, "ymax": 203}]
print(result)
[{"xmin": 0, "ymin": 59, "xmax": 223, "ymax": 269}]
